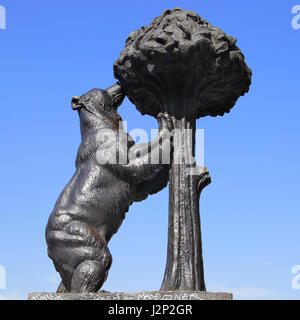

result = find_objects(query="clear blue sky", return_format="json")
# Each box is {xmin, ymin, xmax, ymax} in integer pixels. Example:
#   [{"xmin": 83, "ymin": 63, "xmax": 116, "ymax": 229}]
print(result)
[{"xmin": 0, "ymin": 0, "xmax": 299, "ymax": 300}]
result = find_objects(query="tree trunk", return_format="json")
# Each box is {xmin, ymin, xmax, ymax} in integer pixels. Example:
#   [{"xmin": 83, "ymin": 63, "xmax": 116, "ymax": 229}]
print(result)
[{"xmin": 160, "ymin": 117, "xmax": 210, "ymax": 291}]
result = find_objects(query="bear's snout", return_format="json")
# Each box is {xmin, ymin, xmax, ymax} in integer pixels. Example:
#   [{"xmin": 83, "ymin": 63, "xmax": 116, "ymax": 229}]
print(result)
[{"xmin": 71, "ymin": 96, "xmax": 81, "ymax": 110}]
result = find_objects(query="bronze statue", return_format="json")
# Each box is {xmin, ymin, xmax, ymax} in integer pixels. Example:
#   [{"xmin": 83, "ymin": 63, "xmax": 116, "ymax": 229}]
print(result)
[
  {"xmin": 46, "ymin": 84, "xmax": 173, "ymax": 293},
  {"xmin": 45, "ymin": 8, "xmax": 251, "ymax": 295}
]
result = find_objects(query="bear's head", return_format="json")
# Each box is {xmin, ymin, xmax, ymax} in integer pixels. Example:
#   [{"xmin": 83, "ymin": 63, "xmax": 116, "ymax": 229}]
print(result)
[{"xmin": 71, "ymin": 83, "xmax": 125, "ymax": 136}]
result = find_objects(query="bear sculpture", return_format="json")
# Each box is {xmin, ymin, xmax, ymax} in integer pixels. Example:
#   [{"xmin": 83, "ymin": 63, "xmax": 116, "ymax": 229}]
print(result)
[{"xmin": 46, "ymin": 83, "xmax": 173, "ymax": 293}]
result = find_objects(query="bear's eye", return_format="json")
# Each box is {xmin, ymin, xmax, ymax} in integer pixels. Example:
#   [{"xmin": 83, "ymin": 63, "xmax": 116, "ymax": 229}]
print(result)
[{"xmin": 136, "ymin": 150, "xmax": 141, "ymax": 157}]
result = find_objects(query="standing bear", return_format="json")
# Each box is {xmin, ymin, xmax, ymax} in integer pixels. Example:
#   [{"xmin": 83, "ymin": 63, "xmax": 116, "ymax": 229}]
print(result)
[{"xmin": 46, "ymin": 83, "xmax": 173, "ymax": 293}]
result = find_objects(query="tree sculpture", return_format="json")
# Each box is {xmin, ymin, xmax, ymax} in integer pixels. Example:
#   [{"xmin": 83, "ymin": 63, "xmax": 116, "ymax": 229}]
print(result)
[{"xmin": 114, "ymin": 8, "xmax": 252, "ymax": 291}]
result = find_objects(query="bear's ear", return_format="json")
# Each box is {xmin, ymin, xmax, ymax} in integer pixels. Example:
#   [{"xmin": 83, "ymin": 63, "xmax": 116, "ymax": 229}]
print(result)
[{"xmin": 71, "ymin": 96, "xmax": 81, "ymax": 110}]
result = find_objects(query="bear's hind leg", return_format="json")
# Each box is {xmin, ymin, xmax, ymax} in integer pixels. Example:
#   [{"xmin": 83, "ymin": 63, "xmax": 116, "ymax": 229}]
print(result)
[
  {"xmin": 48, "ymin": 220, "xmax": 113, "ymax": 293},
  {"xmin": 66, "ymin": 222, "xmax": 112, "ymax": 292},
  {"xmin": 71, "ymin": 256, "xmax": 111, "ymax": 293}
]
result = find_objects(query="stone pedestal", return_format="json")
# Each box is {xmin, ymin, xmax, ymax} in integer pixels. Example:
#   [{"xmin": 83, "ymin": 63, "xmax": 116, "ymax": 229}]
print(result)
[{"xmin": 28, "ymin": 291, "xmax": 232, "ymax": 300}]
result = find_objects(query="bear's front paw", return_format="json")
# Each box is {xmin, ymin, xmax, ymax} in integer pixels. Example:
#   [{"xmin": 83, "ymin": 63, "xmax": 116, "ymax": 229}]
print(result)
[{"xmin": 157, "ymin": 112, "xmax": 174, "ymax": 132}]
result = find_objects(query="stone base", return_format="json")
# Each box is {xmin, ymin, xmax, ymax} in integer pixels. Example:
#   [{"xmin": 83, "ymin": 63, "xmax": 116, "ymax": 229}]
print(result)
[{"xmin": 28, "ymin": 291, "xmax": 232, "ymax": 300}]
